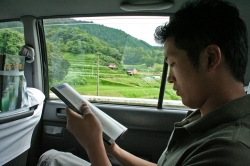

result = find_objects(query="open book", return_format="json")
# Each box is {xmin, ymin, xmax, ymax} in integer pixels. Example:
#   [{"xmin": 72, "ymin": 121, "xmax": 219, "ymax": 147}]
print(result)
[{"xmin": 50, "ymin": 83, "xmax": 128, "ymax": 145}]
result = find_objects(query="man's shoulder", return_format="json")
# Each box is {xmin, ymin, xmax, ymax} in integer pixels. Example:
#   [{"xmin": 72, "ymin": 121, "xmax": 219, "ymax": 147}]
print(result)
[
  {"xmin": 235, "ymin": 113, "xmax": 250, "ymax": 147},
  {"xmin": 203, "ymin": 113, "xmax": 250, "ymax": 147},
  {"xmin": 181, "ymin": 137, "xmax": 250, "ymax": 166}
]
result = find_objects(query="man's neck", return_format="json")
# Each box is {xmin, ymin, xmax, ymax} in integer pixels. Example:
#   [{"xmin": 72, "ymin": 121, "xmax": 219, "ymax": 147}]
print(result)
[{"xmin": 200, "ymin": 82, "xmax": 246, "ymax": 116}]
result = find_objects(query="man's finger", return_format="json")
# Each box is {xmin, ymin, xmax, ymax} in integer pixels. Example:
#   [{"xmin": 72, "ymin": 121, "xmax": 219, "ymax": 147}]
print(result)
[
  {"xmin": 65, "ymin": 107, "xmax": 82, "ymax": 132},
  {"xmin": 65, "ymin": 107, "xmax": 73, "ymax": 117},
  {"xmin": 66, "ymin": 107, "xmax": 81, "ymax": 119},
  {"xmin": 80, "ymin": 102, "xmax": 92, "ymax": 115}
]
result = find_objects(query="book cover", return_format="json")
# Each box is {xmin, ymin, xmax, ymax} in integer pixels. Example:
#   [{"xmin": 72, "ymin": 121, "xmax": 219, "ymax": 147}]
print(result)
[{"xmin": 50, "ymin": 83, "xmax": 128, "ymax": 145}]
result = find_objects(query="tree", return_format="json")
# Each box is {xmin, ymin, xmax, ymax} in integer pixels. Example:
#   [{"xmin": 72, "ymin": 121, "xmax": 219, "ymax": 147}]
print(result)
[
  {"xmin": 142, "ymin": 55, "xmax": 154, "ymax": 67},
  {"xmin": 109, "ymin": 48, "xmax": 122, "ymax": 62},
  {"xmin": 153, "ymin": 50, "xmax": 164, "ymax": 64},
  {"xmin": 123, "ymin": 47, "xmax": 147, "ymax": 64},
  {"xmin": 46, "ymin": 40, "xmax": 70, "ymax": 85},
  {"xmin": 0, "ymin": 29, "xmax": 24, "ymax": 55}
]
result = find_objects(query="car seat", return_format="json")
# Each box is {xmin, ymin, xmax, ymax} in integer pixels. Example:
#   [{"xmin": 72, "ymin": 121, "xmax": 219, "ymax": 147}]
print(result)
[{"xmin": 0, "ymin": 47, "xmax": 45, "ymax": 165}]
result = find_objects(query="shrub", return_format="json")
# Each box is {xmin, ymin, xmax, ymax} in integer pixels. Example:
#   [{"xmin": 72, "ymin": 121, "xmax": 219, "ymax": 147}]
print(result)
[{"xmin": 63, "ymin": 74, "xmax": 88, "ymax": 86}]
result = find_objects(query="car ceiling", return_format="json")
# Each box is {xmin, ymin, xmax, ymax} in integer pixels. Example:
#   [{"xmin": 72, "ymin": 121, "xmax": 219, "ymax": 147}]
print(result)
[
  {"xmin": 0, "ymin": 0, "xmax": 248, "ymax": 20},
  {"xmin": 0, "ymin": 0, "xmax": 250, "ymax": 86},
  {"xmin": 0, "ymin": 0, "xmax": 174, "ymax": 20}
]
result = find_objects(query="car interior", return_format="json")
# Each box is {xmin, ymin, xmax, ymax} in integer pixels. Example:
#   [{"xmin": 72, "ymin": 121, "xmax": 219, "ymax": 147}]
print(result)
[{"xmin": 0, "ymin": 0, "xmax": 250, "ymax": 166}]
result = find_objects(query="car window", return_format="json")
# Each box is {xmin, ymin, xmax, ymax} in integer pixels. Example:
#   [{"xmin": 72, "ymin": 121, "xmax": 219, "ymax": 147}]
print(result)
[{"xmin": 44, "ymin": 16, "xmax": 183, "ymax": 107}]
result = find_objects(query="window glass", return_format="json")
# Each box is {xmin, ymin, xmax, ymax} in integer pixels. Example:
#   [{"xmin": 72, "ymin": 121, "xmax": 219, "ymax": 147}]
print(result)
[{"xmin": 44, "ymin": 16, "xmax": 183, "ymax": 107}]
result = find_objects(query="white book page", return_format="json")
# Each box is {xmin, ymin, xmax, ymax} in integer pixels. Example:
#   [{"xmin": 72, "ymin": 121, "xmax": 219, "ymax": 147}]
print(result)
[{"xmin": 53, "ymin": 83, "xmax": 127, "ymax": 142}]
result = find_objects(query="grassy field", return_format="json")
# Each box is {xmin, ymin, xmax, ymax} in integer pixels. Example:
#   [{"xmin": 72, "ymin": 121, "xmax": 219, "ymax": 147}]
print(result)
[{"xmin": 55, "ymin": 52, "xmax": 180, "ymax": 100}]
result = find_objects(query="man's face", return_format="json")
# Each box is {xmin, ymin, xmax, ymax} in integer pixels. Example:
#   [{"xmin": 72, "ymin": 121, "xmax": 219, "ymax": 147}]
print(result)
[{"xmin": 164, "ymin": 38, "xmax": 209, "ymax": 109}]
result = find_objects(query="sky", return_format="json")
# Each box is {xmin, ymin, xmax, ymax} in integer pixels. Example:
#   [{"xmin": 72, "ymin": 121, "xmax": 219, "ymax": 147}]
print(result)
[{"xmin": 74, "ymin": 16, "xmax": 169, "ymax": 46}]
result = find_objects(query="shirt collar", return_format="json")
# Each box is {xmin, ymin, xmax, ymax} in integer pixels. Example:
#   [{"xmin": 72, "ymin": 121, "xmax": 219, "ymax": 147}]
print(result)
[{"xmin": 183, "ymin": 94, "xmax": 250, "ymax": 133}]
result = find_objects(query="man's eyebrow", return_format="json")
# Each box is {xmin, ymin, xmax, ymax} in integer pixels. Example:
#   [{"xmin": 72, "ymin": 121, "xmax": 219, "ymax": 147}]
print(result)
[{"xmin": 164, "ymin": 56, "xmax": 168, "ymax": 63}]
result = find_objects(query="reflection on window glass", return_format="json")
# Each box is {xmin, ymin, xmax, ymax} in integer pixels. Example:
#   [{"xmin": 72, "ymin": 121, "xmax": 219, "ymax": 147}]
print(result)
[
  {"xmin": 0, "ymin": 21, "xmax": 25, "ymax": 114},
  {"xmin": 0, "ymin": 21, "xmax": 24, "ymax": 55},
  {"xmin": 44, "ymin": 16, "xmax": 183, "ymax": 107}
]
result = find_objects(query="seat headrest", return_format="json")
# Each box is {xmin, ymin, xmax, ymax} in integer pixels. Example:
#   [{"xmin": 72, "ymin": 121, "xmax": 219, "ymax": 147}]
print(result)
[{"xmin": 19, "ymin": 45, "xmax": 35, "ymax": 63}]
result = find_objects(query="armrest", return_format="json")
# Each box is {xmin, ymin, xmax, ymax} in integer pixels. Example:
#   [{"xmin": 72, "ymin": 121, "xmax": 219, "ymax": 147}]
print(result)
[{"xmin": 0, "ymin": 105, "xmax": 38, "ymax": 124}]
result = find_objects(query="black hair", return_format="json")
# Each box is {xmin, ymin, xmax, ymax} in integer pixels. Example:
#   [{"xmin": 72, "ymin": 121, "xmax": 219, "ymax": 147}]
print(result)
[{"xmin": 155, "ymin": 0, "xmax": 248, "ymax": 83}]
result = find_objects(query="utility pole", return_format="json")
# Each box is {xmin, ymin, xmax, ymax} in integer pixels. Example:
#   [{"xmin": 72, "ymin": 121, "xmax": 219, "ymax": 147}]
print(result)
[
  {"xmin": 96, "ymin": 52, "xmax": 100, "ymax": 96},
  {"xmin": 148, "ymin": 67, "xmax": 149, "ymax": 77},
  {"xmin": 92, "ymin": 61, "xmax": 94, "ymax": 76}
]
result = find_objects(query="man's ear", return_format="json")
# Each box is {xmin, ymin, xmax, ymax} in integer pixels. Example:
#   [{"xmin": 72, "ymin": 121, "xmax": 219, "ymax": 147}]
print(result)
[{"xmin": 206, "ymin": 44, "xmax": 222, "ymax": 72}]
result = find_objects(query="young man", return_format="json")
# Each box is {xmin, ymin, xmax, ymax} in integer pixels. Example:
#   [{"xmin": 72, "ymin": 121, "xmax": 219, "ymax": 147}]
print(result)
[{"xmin": 38, "ymin": 0, "xmax": 250, "ymax": 165}]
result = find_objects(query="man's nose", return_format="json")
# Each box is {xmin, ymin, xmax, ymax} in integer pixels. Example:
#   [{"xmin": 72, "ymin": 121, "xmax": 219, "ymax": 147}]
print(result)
[{"xmin": 167, "ymin": 70, "xmax": 175, "ymax": 83}]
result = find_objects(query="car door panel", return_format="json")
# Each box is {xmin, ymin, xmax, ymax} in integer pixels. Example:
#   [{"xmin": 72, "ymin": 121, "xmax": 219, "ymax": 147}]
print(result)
[{"xmin": 41, "ymin": 100, "xmax": 187, "ymax": 165}]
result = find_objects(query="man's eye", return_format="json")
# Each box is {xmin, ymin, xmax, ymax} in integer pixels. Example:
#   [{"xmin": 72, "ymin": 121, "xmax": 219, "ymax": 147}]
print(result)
[{"xmin": 170, "ymin": 62, "xmax": 175, "ymax": 67}]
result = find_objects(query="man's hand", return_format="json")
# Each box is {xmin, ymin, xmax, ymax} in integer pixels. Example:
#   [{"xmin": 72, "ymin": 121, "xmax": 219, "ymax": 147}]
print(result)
[
  {"xmin": 66, "ymin": 103, "xmax": 111, "ymax": 166},
  {"xmin": 66, "ymin": 102, "xmax": 155, "ymax": 166},
  {"xmin": 66, "ymin": 102, "xmax": 103, "ymax": 151}
]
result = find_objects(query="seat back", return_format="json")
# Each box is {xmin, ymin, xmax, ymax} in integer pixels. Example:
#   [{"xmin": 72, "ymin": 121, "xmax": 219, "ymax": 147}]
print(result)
[{"xmin": 0, "ymin": 51, "xmax": 44, "ymax": 166}]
